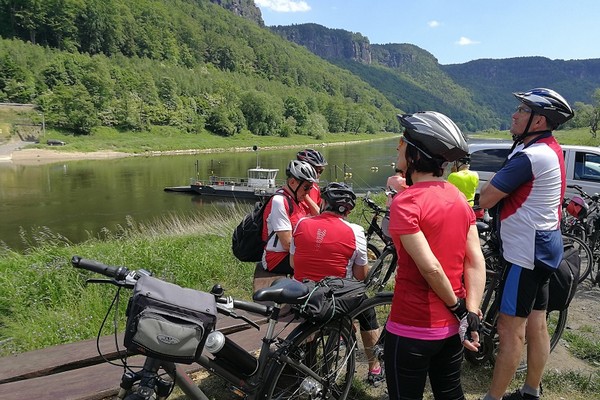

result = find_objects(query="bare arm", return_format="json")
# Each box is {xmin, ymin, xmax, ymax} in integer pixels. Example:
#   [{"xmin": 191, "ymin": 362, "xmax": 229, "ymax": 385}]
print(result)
[
  {"xmin": 478, "ymin": 179, "xmax": 508, "ymax": 210},
  {"xmin": 302, "ymin": 193, "xmax": 320, "ymax": 216},
  {"xmin": 352, "ymin": 263, "xmax": 369, "ymax": 281},
  {"xmin": 400, "ymin": 232, "xmax": 457, "ymax": 307},
  {"xmin": 463, "ymin": 225, "xmax": 486, "ymax": 312},
  {"xmin": 276, "ymin": 230, "xmax": 293, "ymax": 251}
]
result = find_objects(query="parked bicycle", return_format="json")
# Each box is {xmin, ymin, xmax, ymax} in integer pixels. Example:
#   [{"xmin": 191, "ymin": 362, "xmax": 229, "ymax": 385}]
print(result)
[
  {"xmin": 71, "ymin": 256, "xmax": 357, "ymax": 400},
  {"xmin": 561, "ymin": 184, "xmax": 599, "ymax": 284},
  {"xmin": 464, "ymin": 223, "xmax": 569, "ymax": 371},
  {"xmin": 361, "ymin": 191, "xmax": 393, "ymax": 262}
]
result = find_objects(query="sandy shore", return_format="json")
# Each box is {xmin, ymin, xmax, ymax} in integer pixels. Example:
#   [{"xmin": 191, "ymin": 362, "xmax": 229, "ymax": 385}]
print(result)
[{"xmin": 8, "ymin": 148, "xmax": 133, "ymax": 166}]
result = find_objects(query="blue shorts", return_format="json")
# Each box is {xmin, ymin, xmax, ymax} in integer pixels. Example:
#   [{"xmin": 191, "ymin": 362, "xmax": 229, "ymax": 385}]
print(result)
[{"xmin": 499, "ymin": 263, "xmax": 552, "ymax": 317}]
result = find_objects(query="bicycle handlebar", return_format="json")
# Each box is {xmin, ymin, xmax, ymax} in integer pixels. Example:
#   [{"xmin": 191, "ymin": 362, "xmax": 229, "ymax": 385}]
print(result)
[
  {"xmin": 72, "ymin": 255, "xmax": 130, "ymax": 280},
  {"xmin": 363, "ymin": 196, "xmax": 385, "ymax": 213},
  {"xmin": 216, "ymin": 297, "xmax": 271, "ymax": 316},
  {"xmin": 72, "ymin": 255, "xmax": 271, "ymax": 317}
]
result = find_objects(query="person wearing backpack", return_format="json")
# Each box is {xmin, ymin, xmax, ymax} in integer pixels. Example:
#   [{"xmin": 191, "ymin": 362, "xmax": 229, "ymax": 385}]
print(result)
[
  {"xmin": 259, "ymin": 160, "xmax": 319, "ymax": 277},
  {"xmin": 290, "ymin": 182, "xmax": 384, "ymax": 387},
  {"xmin": 479, "ymin": 88, "xmax": 575, "ymax": 400}
]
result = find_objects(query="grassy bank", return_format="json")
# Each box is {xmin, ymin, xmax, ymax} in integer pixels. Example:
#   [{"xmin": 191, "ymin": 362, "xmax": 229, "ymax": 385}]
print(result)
[
  {"xmin": 1, "ymin": 194, "xmax": 599, "ymax": 399},
  {"xmin": 17, "ymin": 126, "xmax": 397, "ymax": 154}
]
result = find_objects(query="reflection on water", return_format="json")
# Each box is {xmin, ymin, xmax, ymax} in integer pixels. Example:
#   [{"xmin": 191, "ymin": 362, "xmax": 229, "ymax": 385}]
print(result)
[{"xmin": 0, "ymin": 138, "xmax": 401, "ymax": 251}]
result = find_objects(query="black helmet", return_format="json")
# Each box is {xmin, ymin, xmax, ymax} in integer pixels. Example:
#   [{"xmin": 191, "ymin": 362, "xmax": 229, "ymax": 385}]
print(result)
[
  {"xmin": 397, "ymin": 111, "xmax": 468, "ymax": 162},
  {"xmin": 286, "ymin": 160, "xmax": 318, "ymax": 183},
  {"xmin": 321, "ymin": 182, "xmax": 356, "ymax": 214},
  {"xmin": 513, "ymin": 88, "xmax": 574, "ymax": 127},
  {"xmin": 297, "ymin": 148, "xmax": 328, "ymax": 167}
]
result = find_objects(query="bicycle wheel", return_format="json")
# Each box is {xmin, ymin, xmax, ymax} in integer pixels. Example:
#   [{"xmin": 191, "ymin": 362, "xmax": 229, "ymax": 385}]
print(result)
[
  {"xmin": 261, "ymin": 319, "xmax": 355, "ymax": 400},
  {"xmin": 588, "ymin": 230, "xmax": 600, "ymax": 284},
  {"xmin": 364, "ymin": 247, "xmax": 396, "ymax": 294},
  {"xmin": 563, "ymin": 234, "xmax": 593, "ymax": 284},
  {"xmin": 348, "ymin": 293, "xmax": 393, "ymax": 399},
  {"xmin": 366, "ymin": 243, "xmax": 381, "ymax": 267}
]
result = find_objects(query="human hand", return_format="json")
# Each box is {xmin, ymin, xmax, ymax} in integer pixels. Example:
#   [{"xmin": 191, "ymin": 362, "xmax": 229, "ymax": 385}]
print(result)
[{"xmin": 448, "ymin": 299, "xmax": 481, "ymax": 347}]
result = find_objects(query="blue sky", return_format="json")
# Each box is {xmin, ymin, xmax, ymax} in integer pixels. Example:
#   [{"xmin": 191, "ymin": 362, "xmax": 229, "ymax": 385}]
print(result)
[{"xmin": 255, "ymin": 0, "xmax": 600, "ymax": 65}]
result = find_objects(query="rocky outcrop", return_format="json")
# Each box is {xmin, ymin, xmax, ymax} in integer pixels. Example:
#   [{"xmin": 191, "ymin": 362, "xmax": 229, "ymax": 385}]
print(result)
[
  {"xmin": 210, "ymin": 0, "xmax": 264, "ymax": 26},
  {"xmin": 270, "ymin": 23, "xmax": 371, "ymax": 64}
]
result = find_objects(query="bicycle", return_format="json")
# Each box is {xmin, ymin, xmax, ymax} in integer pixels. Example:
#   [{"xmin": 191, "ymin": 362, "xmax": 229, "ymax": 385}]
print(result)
[
  {"xmin": 361, "ymin": 191, "xmax": 393, "ymax": 262},
  {"xmin": 71, "ymin": 255, "xmax": 357, "ymax": 400},
  {"xmin": 562, "ymin": 184, "xmax": 599, "ymax": 284},
  {"xmin": 464, "ymin": 233, "xmax": 569, "ymax": 372}
]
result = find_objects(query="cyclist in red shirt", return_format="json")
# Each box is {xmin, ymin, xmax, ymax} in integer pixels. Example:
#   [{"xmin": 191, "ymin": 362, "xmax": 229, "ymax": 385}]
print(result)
[
  {"xmin": 386, "ymin": 111, "xmax": 486, "ymax": 400},
  {"xmin": 296, "ymin": 148, "xmax": 328, "ymax": 215},
  {"xmin": 291, "ymin": 182, "xmax": 384, "ymax": 386}
]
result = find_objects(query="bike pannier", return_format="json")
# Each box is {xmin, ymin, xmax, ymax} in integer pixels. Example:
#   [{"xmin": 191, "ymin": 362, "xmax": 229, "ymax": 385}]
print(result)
[
  {"xmin": 293, "ymin": 277, "xmax": 367, "ymax": 322},
  {"xmin": 548, "ymin": 244, "xmax": 581, "ymax": 312},
  {"xmin": 124, "ymin": 275, "xmax": 217, "ymax": 364}
]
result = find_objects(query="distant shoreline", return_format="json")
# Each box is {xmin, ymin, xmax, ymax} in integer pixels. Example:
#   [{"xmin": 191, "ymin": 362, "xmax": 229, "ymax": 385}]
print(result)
[{"xmin": 4, "ymin": 138, "xmax": 388, "ymax": 166}]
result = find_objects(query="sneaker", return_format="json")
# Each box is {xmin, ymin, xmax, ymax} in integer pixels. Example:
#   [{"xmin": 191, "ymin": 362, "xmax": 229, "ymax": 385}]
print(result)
[
  {"xmin": 502, "ymin": 389, "xmax": 539, "ymax": 400},
  {"xmin": 367, "ymin": 368, "xmax": 385, "ymax": 387}
]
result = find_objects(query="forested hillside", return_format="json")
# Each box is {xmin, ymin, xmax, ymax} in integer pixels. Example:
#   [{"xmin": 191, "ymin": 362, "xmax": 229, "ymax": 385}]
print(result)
[
  {"xmin": 270, "ymin": 23, "xmax": 600, "ymax": 131},
  {"xmin": 0, "ymin": 0, "xmax": 399, "ymax": 136}
]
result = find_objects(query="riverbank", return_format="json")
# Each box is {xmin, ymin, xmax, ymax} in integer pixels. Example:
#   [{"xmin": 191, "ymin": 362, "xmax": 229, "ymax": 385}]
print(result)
[{"xmin": 1, "ymin": 134, "xmax": 396, "ymax": 166}]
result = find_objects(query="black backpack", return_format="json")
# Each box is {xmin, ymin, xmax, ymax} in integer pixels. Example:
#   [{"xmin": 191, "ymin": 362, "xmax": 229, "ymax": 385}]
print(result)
[
  {"xmin": 231, "ymin": 192, "xmax": 293, "ymax": 262},
  {"xmin": 548, "ymin": 243, "xmax": 581, "ymax": 311}
]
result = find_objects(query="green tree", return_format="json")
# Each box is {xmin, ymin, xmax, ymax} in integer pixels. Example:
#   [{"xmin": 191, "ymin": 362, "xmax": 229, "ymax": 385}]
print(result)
[{"xmin": 240, "ymin": 90, "xmax": 283, "ymax": 136}]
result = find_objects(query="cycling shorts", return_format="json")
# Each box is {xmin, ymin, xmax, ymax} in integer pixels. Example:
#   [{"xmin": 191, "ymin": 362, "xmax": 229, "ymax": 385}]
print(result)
[{"xmin": 499, "ymin": 263, "xmax": 552, "ymax": 317}]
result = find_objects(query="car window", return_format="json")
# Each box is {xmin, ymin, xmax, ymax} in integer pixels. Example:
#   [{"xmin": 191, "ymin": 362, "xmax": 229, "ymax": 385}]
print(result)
[
  {"xmin": 470, "ymin": 149, "xmax": 510, "ymax": 173},
  {"xmin": 574, "ymin": 151, "xmax": 600, "ymax": 182}
]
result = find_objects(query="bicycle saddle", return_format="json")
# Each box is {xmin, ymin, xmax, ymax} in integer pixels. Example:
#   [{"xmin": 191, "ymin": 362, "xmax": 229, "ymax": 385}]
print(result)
[{"xmin": 253, "ymin": 278, "xmax": 309, "ymax": 304}]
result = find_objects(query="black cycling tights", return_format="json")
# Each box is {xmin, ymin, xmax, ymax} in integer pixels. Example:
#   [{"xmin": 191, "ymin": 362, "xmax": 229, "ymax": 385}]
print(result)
[{"xmin": 384, "ymin": 333, "xmax": 465, "ymax": 400}]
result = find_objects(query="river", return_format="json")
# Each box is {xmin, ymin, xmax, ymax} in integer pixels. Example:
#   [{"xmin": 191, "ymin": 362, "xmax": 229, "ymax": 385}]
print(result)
[{"xmin": 0, "ymin": 138, "xmax": 400, "ymax": 251}]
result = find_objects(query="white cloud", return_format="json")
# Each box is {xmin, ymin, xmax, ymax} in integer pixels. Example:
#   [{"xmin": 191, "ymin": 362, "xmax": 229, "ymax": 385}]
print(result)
[
  {"xmin": 455, "ymin": 36, "xmax": 480, "ymax": 46},
  {"xmin": 428, "ymin": 20, "xmax": 440, "ymax": 28},
  {"xmin": 255, "ymin": 0, "xmax": 311, "ymax": 12}
]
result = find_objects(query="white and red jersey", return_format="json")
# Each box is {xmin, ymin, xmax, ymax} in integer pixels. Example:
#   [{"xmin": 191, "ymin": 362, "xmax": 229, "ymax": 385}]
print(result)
[
  {"xmin": 262, "ymin": 190, "xmax": 309, "ymax": 271},
  {"xmin": 291, "ymin": 212, "xmax": 367, "ymax": 282},
  {"xmin": 490, "ymin": 133, "xmax": 565, "ymax": 271}
]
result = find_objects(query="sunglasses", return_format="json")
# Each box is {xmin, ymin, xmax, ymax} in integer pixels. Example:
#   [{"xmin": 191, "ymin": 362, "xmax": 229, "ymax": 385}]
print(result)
[
  {"xmin": 515, "ymin": 105, "xmax": 533, "ymax": 114},
  {"xmin": 399, "ymin": 135, "xmax": 432, "ymax": 159}
]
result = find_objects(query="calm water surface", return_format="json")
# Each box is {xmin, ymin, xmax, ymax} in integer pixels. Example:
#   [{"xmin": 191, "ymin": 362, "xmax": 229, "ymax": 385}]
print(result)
[{"xmin": 0, "ymin": 138, "xmax": 401, "ymax": 251}]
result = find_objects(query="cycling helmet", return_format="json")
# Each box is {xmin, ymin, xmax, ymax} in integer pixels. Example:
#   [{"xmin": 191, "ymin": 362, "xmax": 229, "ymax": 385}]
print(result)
[
  {"xmin": 296, "ymin": 148, "xmax": 328, "ymax": 167},
  {"xmin": 397, "ymin": 111, "xmax": 468, "ymax": 162},
  {"xmin": 321, "ymin": 182, "xmax": 356, "ymax": 214},
  {"xmin": 286, "ymin": 160, "xmax": 318, "ymax": 183},
  {"xmin": 513, "ymin": 88, "xmax": 574, "ymax": 127},
  {"xmin": 566, "ymin": 195, "xmax": 588, "ymax": 220}
]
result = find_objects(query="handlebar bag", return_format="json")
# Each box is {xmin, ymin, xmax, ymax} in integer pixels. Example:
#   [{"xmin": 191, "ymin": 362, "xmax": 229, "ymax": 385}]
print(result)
[
  {"xmin": 124, "ymin": 275, "xmax": 217, "ymax": 364},
  {"xmin": 293, "ymin": 277, "xmax": 366, "ymax": 322}
]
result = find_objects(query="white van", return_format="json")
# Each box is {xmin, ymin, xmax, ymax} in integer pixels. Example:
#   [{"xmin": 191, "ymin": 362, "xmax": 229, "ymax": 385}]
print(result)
[{"xmin": 469, "ymin": 141, "xmax": 600, "ymax": 199}]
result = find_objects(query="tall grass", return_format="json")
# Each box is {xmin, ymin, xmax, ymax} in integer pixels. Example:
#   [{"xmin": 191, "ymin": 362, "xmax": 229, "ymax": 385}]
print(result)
[{"xmin": 0, "ymin": 204, "xmax": 255, "ymax": 356}]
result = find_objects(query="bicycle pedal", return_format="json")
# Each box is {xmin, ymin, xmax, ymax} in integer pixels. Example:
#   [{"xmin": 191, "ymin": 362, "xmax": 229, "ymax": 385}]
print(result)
[{"xmin": 228, "ymin": 385, "xmax": 247, "ymax": 398}]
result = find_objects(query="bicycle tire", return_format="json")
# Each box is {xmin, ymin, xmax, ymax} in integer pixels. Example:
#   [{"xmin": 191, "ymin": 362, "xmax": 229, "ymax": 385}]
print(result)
[
  {"xmin": 348, "ymin": 293, "xmax": 393, "ymax": 398},
  {"xmin": 588, "ymin": 230, "xmax": 600, "ymax": 284},
  {"xmin": 364, "ymin": 247, "xmax": 397, "ymax": 294},
  {"xmin": 367, "ymin": 243, "xmax": 381, "ymax": 267},
  {"xmin": 464, "ymin": 249, "xmax": 569, "ymax": 371},
  {"xmin": 260, "ymin": 319, "xmax": 356, "ymax": 400},
  {"xmin": 563, "ymin": 234, "xmax": 594, "ymax": 284}
]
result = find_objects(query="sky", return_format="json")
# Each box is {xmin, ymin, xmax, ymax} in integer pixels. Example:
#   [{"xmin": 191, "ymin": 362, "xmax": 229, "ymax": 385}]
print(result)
[{"xmin": 255, "ymin": 0, "xmax": 600, "ymax": 65}]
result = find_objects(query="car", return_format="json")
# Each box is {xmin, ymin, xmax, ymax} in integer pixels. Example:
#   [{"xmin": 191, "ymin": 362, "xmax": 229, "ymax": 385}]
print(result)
[
  {"xmin": 47, "ymin": 139, "xmax": 66, "ymax": 146},
  {"xmin": 469, "ymin": 140, "xmax": 600, "ymax": 199}
]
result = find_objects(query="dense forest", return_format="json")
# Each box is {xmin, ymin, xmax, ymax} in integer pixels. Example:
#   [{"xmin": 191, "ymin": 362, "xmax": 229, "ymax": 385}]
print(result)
[
  {"xmin": 2, "ymin": 0, "xmax": 600, "ymax": 137},
  {"xmin": 0, "ymin": 0, "xmax": 400, "ymax": 136}
]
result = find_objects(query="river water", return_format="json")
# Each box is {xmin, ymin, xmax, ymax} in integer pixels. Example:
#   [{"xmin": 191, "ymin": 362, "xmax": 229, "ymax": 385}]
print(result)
[{"xmin": 0, "ymin": 138, "xmax": 401, "ymax": 251}]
